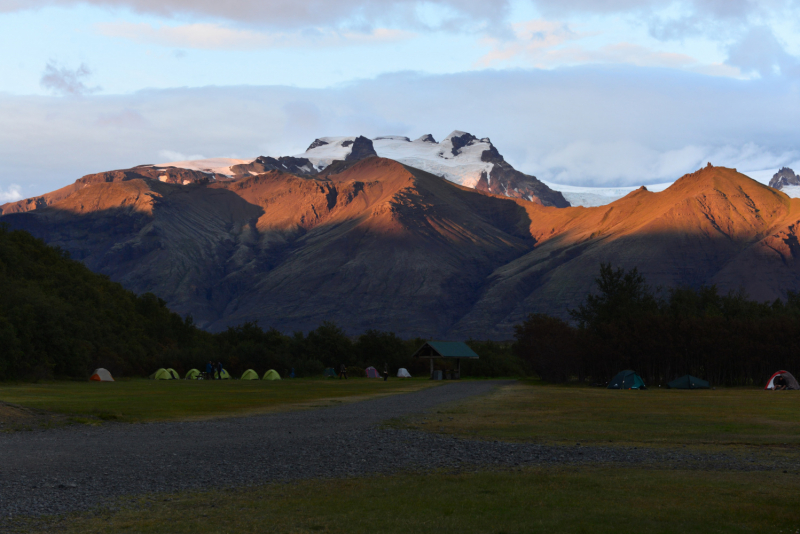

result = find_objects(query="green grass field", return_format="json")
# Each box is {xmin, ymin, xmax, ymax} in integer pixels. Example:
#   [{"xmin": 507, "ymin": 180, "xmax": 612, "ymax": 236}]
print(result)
[
  {"xmin": 0, "ymin": 378, "xmax": 434, "ymax": 424},
  {"xmin": 28, "ymin": 468, "xmax": 800, "ymax": 534},
  {"xmin": 394, "ymin": 382, "xmax": 800, "ymax": 450}
]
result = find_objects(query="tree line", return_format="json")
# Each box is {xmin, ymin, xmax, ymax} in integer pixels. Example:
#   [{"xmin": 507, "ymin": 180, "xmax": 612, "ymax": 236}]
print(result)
[
  {"xmin": 4, "ymin": 225, "xmax": 797, "ymax": 385},
  {"xmin": 514, "ymin": 263, "xmax": 800, "ymax": 386},
  {"xmin": 0, "ymin": 226, "xmax": 523, "ymax": 380}
]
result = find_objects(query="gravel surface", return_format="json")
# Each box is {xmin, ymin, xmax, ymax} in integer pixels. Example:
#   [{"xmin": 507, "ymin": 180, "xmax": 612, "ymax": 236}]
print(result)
[{"xmin": 1, "ymin": 380, "xmax": 797, "ymax": 523}]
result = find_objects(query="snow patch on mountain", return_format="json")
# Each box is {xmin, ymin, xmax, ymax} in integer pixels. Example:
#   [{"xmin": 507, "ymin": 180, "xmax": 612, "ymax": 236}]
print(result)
[
  {"xmin": 542, "ymin": 181, "xmax": 673, "ymax": 207},
  {"xmin": 154, "ymin": 157, "xmax": 255, "ymax": 176},
  {"xmin": 296, "ymin": 131, "xmax": 495, "ymax": 188}
]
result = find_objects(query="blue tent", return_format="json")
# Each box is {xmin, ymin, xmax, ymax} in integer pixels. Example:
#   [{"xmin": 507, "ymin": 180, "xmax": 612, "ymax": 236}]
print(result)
[{"xmin": 608, "ymin": 370, "xmax": 646, "ymax": 389}]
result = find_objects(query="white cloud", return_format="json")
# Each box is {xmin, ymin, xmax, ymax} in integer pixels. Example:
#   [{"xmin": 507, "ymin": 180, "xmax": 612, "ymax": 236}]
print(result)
[
  {"xmin": 158, "ymin": 150, "xmax": 207, "ymax": 162},
  {"xmin": 0, "ymin": 0, "xmax": 510, "ymax": 31},
  {"xmin": 1, "ymin": 67, "xmax": 799, "ymax": 197},
  {"xmin": 96, "ymin": 22, "xmax": 414, "ymax": 50},
  {"xmin": 477, "ymin": 19, "xmax": 744, "ymax": 75},
  {"xmin": 0, "ymin": 185, "xmax": 23, "ymax": 202}
]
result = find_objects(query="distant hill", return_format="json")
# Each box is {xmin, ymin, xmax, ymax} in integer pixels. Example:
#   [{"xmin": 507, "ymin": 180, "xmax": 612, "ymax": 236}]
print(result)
[
  {"xmin": 2, "ymin": 159, "xmax": 799, "ymax": 339},
  {"xmin": 0, "ymin": 225, "xmax": 201, "ymax": 379}
]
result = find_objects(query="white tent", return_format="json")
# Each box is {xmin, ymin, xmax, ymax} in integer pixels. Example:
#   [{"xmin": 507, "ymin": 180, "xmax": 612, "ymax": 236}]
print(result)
[
  {"xmin": 397, "ymin": 368, "xmax": 412, "ymax": 378},
  {"xmin": 90, "ymin": 368, "xmax": 114, "ymax": 382}
]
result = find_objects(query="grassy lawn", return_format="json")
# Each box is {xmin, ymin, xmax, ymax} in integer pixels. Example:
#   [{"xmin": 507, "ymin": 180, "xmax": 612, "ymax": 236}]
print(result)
[
  {"xmin": 27, "ymin": 468, "xmax": 800, "ymax": 533},
  {"xmin": 394, "ymin": 382, "xmax": 800, "ymax": 450},
  {"xmin": 0, "ymin": 378, "xmax": 434, "ymax": 424}
]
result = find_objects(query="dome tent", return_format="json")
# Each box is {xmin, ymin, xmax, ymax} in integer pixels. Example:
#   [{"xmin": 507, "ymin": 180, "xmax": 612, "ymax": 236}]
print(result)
[
  {"xmin": 765, "ymin": 371, "xmax": 800, "ymax": 390},
  {"xmin": 241, "ymin": 369, "xmax": 260, "ymax": 380},
  {"xmin": 150, "ymin": 368, "xmax": 173, "ymax": 380},
  {"xmin": 214, "ymin": 368, "xmax": 231, "ymax": 380},
  {"xmin": 397, "ymin": 368, "xmax": 412, "ymax": 378},
  {"xmin": 667, "ymin": 375, "xmax": 710, "ymax": 389},
  {"xmin": 324, "ymin": 368, "xmax": 337, "ymax": 378},
  {"xmin": 263, "ymin": 369, "xmax": 281, "ymax": 380},
  {"xmin": 185, "ymin": 369, "xmax": 201, "ymax": 380},
  {"xmin": 365, "ymin": 367, "xmax": 380, "ymax": 378},
  {"xmin": 607, "ymin": 370, "xmax": 646, "ymax": 389},
  {"xmin": 90, "ymin": 368, "xmax": 114, "ymax": 382}
]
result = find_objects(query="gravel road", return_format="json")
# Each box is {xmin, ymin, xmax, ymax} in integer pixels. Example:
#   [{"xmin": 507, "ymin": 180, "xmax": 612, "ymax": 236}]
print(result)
[{"xmin": 1, "ymin": 380, "xmax": 797, "ymax": 522}]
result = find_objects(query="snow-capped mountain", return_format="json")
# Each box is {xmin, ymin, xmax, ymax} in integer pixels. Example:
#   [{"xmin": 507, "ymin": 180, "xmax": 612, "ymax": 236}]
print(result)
[
  {"xmin": 151, "ymin": 131, "xmax": 569, "ymax": 207},
  {"xmin": 290, "ymin": 131, "xmax": 569, "ymax": 207},
  {"xmin": 300, "ymin": 132, "xmax": 495, "ymax": 188}
]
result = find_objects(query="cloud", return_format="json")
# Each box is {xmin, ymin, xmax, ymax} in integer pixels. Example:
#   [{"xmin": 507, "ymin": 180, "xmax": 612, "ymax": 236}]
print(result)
[
  {"xmin": 0, "ymin": 0, "xmax": 510, "ymax": 31},
  {"xmin": 1, "ymin": 67, "xmax": 799, "ymax": 197},
  {"xmin": 0, "ymin": 185, "xmax": 23, "ymax": 202},
  {"xmin": 158, "ymin": 150, "xmax": 207, "ymax": 162},
  {"xmin": 726, "ymin": 26, "xmax": 800, "ymax": 78},
  {"xmin": 95, "ymin": 109, "xmax": 148, "ymax": 128},
  {"xmin": 96, "ymin": 21, "xmax": 414, "ymax": 50},
  {"xmin": 478, "ymin": 21, "xmax": 713, "ymax": 73},
  {"xmin": 477, "ymin": 20, "xmax": 585, "ymax": 67},
  {"xmin": 39, "ymin": 61, "xmax": 100, "ymax": 96},
  {"xmin": 530, "ymin": 0, "xmax": 795, "ymax": 19}
]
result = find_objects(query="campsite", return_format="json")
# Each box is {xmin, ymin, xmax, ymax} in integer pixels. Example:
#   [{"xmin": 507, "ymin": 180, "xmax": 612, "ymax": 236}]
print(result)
[
  {"xmin": 2, "ymin": 378, "xmax": 799, "ymax": 533},
  {"xmin": 1, "ymin": 228, "xmax": 799, "ymax": 531}
]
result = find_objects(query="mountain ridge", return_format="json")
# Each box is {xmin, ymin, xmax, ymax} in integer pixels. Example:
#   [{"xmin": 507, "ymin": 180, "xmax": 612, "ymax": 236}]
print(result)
[{"xmin": 2, "ymin": 160, "xmax": 799, "ymax": 339}]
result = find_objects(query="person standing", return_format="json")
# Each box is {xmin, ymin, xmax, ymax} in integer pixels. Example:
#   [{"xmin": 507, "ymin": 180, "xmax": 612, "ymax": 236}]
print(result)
[
  {"xmin": 383, "ymin": 363, "xmax": 389, "ymax": 382},
  {"xmin": 339, "ymin": 363, "xmax": 348, "ymax": 380},
  {"xmin": 217, "ymin": 361, "xmax": 223, "ymax": 380},
  {"xmin": 205, "ymin": 361, "xmax": 214, "ymax": 380}
]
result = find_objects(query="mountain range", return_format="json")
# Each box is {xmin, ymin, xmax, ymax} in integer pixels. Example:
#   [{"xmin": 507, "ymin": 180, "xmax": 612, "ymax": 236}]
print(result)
[{"xmin": 2, "ymin": 136, "xmax": 800, "ymax": 339}]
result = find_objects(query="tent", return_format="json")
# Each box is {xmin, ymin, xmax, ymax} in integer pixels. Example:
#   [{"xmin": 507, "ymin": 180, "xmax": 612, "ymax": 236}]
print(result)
[
  {"xmin": 185, "ymin": 369, "xmax": 201, "ymax": 380},
  {"xmin": 214, "ymin": 368, "xmax": 232, "ymax": 380},
  {"xmin": 241, "ymin": 369, "xmax": 260, "ymax": 380},
  {"xmin": 765, "ymin": 370, "xmax": 800, "ymax": 390},
  {"xmin": 324, "ymin": 368, "xmax": 337, "ymax": 378},
  {"xmin": 365, "ymin": 366, "xmax": 380, "ymax": 378},
  {"xmin": 607, "ymin": 370, "xmax": 647, "ymax": 389},
  {"xmin": 90, "ymin": 368, "xmax": 114, "ymax": 382},
  {"xmin": 166, "ymin": 368, "xmax": 180, "ymax": 380},
  {"xmin": 263, "ymin": 369, "xmax": 281, "ymax": 381},
  {"xmin": 150, "ymin": 368, "xmax": 173, "ymax": 380},
  {"xmin": 397, "ymin": 368, "xmax": 412, "ymax": 378},
  {"xmin": 667, "ymin": 375, "xmax": 710, "ymax": 389}
]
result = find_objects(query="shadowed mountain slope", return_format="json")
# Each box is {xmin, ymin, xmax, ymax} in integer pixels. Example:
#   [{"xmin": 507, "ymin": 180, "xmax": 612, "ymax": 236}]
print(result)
[
  {"xmin": 2, "ymin": 162, "xmax": 799, "ymax": 338},
  {"xmin": 449, "ymin": 165, "xmax": 800, "ymax": 336}
]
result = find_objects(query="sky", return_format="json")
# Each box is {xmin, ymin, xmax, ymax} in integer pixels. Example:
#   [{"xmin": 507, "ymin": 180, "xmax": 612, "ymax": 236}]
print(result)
[{"xmin": 1, "ymin": 0, "xmax": 800, "ymax": 200}]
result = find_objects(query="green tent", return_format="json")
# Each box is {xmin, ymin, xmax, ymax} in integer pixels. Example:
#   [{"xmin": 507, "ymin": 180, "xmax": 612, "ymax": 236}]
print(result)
[
  {"xmin": 667, "ymin": 375, "xmax": 710, "ymax": 389},
  {"xmin": 185, "ymin": 369, "xmax": 201, "ymax": 380},
  {"xmin": 150, "ymin": 368, "xmax": 173, "ymax": 380},
  {"xmin": 324, "ymin": 368, "xmax": 337, "ymax": 378},
  {"xmin": 166, "ymin": 368, "xmax": 180, "ymax": 380},
  {"xmin": 241, "ymin": 369, "xmax": 260, "ymax": 380},
  {"xmin": 214, "ymin": 368, "xmax": 232, "ymax": 380},
  {"xmin": 263, "ymin": 369, "xmax": 281, "ymax": 381},
  {"xmin": 608, "ymin": 370, "xmax": 646, "ymax": 389}
]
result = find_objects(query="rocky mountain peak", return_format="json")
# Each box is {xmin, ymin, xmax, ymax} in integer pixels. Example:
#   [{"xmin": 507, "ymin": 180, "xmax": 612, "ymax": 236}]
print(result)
[
  {"xmin": 344, "ymin": 136, "xmax": 378, "ymax": 162},
  {"xmin": 307, "ymin": 138, "xmax": 330, "ymax": 151},
  {"xmin": 416, "ymin": 134, "xmax": 437, "ymax": 143},
  {"xmin": 769, "ymin": 167, "xmax": 799, "ymax": 190}
]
